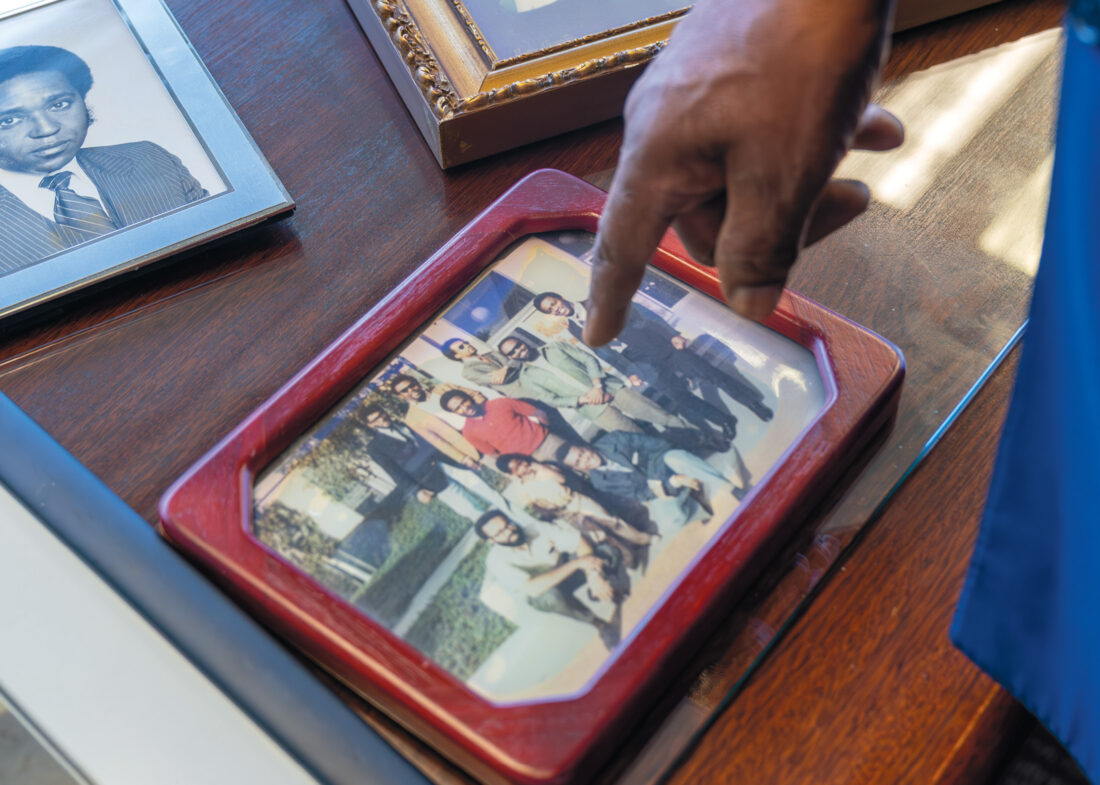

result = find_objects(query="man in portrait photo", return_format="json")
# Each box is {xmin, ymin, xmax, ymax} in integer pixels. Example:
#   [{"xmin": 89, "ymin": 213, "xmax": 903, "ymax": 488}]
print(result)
[{"xmin": 0, "ymin": 45, "xmax": 208, "ymax": 274}]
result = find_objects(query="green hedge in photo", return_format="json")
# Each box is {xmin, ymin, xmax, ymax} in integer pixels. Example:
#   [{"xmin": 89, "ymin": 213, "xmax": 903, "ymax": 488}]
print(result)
[
  {"xmin": 252, "ymin": 502, "xmax": 360, "ymax": 596},
  {"xmin": 354, "ymin": 497, "xmax": 471, "ymax": 625},
  {"xmin": 405, "ymin": 542, "xmax": 515, "ymax": 680}
]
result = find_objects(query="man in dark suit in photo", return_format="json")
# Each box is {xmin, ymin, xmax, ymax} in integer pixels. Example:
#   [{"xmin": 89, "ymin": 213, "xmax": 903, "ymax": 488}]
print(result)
[
  {"xmin": 359, "ymin": 403, "xmax": 506, "ymax": 526},
  {"xmin": 0, "ymin": 45, "xmax": 209, "ymax": 274},
  {"xmin": 534, "ymin": 291, "xmax": 772, "ymax": 436},
  {"xmin": 362, "ymin": 404, "xmax": 454, "ymax": 507}
]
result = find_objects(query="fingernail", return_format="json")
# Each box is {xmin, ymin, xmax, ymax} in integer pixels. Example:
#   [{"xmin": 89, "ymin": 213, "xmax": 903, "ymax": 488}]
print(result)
[{"xmin": 726, "ymin": 285, "xmax": 783, "ymax": 321}]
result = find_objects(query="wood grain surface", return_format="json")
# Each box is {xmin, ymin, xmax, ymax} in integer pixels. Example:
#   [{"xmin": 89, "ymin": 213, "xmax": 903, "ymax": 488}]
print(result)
[{"xmin": 0, "ymin": 0, "xmax": 1066, "ymax": 783}]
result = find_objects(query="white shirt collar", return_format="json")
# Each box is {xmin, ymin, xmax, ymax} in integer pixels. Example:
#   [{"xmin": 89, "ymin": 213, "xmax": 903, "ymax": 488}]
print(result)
[{"xmin": 0, "ymin": 157, "xmax": 109, "ymax": 223}]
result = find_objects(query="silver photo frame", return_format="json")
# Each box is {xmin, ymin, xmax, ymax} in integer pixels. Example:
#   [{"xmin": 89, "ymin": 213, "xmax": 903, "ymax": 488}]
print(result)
[{"xmin": 0, "ymin": 0, "xmax": 292, "ymax": 322}]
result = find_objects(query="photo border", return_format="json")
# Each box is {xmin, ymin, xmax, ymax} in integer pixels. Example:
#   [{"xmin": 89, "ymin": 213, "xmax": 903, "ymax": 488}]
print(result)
[
  {"xmin": 160, "ymin": 169, "xmax": 905, "ymax": 785},
  {"xmin": 0, "ymin": 0, "xmax": 293, "ymax": 323}
]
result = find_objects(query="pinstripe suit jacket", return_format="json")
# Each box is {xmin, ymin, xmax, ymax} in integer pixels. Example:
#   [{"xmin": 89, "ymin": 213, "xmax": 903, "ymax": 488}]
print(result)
[{"xmin": 0, "ymin": 141, "xmax": 208, "ymax": 275}]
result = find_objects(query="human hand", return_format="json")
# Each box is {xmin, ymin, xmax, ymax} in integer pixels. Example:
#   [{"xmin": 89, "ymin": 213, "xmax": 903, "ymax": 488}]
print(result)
[
  {"xmin": 584, "ymin": 0, "xmax": 902, "ymax": 345},
  {"xmin": 578, "ymin": 387, "xmax": 611, "ymax": 406},
  {"xmin": 670, "ymin": 335, "xmax": 687, "ymax": 350},
  {"xmin": 461, "ymin": 457, "xmax": 480, "ymax": 469},
  {"xmin": 586, "ymin": 572, "xmax": 616, "ymax": 603},
  {"xmin": 586, "ymin": 528, "xmax": 608, "ymax": 544},
  {"xmin": 670, "ymin": 474, "xmax": 702, "ymax": 491},
  {"xmin": 580, "ymin": 554, "xmax": 605, "ymax": 572},
  {"xmin": 490, "ymin": 368, "xmax": 509, "ymax": 385},
  {"xmin": 416, "ymin": 489, "xmax": 435, "ymax": 504},
  {"xmin": 628, "ymin": 373, "xmax": 645, "ymax": 387},
  {"xmin": 623, "ymin": 526, "xmax": 653, "ymax": 546}
]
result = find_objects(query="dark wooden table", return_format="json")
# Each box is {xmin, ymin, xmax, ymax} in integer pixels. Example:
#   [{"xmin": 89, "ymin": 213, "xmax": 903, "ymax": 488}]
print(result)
[{"xmin": 0, "ymin": 0, "xmax": 1065, "ymax": 782}]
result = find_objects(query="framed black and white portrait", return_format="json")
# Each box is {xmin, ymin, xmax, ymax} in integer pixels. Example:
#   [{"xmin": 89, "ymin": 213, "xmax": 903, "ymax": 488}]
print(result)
[{"xmin": 0, "ymin": 0, "xmax": 292, "ymax": 323}]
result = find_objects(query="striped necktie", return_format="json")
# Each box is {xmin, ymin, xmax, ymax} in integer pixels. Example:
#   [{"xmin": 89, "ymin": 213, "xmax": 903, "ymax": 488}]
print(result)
[{"xmin": 39, "ymin": 170, "xmax": 117, "ymax": 245}]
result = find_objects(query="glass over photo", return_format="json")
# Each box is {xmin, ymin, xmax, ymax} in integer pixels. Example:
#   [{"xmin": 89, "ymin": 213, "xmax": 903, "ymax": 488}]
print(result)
[
  {"xmin": 455, "ymin": 0, "xmax": 688, "ymax": 62},
  {"xmin": 253, "ymin": 231, "xmax": 827, "ymax": 702}
]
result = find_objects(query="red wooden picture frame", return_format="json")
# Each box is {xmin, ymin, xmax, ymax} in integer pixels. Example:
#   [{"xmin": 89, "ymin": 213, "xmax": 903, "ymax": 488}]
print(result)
[{"xmin": 160, "ymin": 169, "xmax": 904, "ymax": 785}]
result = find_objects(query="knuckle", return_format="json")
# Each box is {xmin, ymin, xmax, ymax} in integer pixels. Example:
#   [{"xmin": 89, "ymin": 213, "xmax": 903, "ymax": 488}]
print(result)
[
  {"xmin": 674, "ymin": 231, "xmax": 715, "ymax": 267},
  {"xmin": 716, "ymin": 235, "xmax": 799, "ymax": 290}
]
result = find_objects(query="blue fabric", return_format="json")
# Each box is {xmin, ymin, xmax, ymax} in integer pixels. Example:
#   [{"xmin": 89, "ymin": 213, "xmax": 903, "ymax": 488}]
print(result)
[{"xmin": 951, "ymin": 24, "xmax": 1100, "ymax": 783}]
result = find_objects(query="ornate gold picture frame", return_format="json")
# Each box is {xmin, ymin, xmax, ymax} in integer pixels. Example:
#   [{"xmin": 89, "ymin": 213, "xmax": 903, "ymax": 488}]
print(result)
[
  {"xmin": 348, "ymin": 0, "xmax": 685, "ymax": 167},
  {"xmin": 347, "ymin": 0, "xmax": 1002, "ymax": 168}
]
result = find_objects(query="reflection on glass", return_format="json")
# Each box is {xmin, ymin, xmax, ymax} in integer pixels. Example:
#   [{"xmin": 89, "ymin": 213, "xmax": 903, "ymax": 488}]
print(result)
[
  {"xmin": 839, "ymin": 31, "xmax": 1058, "ymax": 212},
  {"xmin": 979, "ymin": 152, "xmax": 1053, "ymax": 275},
  {"xmin": 0, "ymin": 693, "xmax": 86, "ymax": 785},
  {"xmin": 0, "ymin": 1, "xmax": 62, "ymax": 22},
  {"xmin": 457, "ymin": 0, "xmax": 688, "ymax": 61},
  {"xmin": 254, "ymin": 231, "xmax": 826, "ymax": 702}
]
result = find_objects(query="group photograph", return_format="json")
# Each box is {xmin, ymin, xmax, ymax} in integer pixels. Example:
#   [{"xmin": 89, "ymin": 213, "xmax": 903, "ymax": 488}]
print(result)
[{"xmin": 252, "ymin": 230, "xmax": 827, "ymax": 702}]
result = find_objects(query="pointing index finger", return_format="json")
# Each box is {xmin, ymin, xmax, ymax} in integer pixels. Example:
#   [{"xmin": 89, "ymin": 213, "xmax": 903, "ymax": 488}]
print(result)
[{"xmin": 584, "ymin": 174, "xmax": 675, "ymax": 347}]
